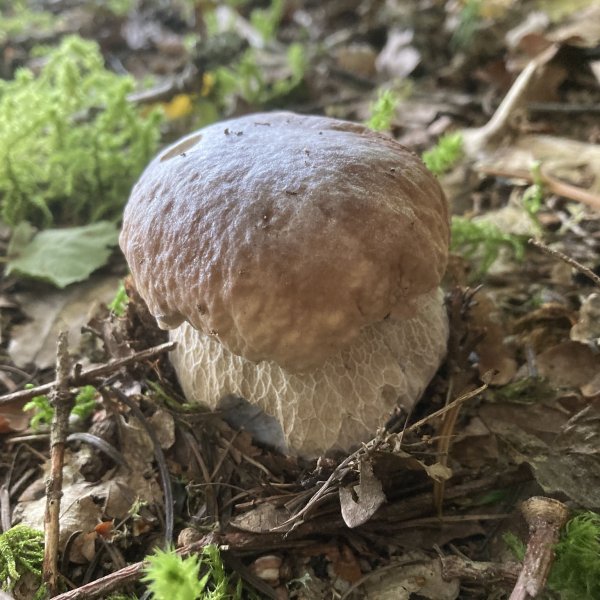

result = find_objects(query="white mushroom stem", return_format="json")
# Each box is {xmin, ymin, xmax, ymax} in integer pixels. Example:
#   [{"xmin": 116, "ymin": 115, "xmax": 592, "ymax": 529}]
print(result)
[{"xmin": 170, "ymin": 287, "xmax": 448, "ymax": 457}]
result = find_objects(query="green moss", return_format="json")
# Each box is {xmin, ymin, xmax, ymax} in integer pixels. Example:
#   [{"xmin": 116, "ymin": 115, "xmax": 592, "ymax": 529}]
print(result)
[
  {"xmin": 142, "ymin": 544, "xmax": 254, "ymax": 600},
  {"xmin": 422, "ymin": 132, "xmax": 464, "ymax": 175},
  {"xmin": 366, "ymin": 89, "xmax": 399, "ymax": 132},
  {"xmin": 549, "ymin": 512, "xmax": 600, "ymax": 600},
  {"xmin": 451, "ymin": 216, "xmax": 526, "ymax": 276},
  {"xmin": 0, "ymin": 1, "xmax": 57, "ymax": 43},
  {"xmin": 0, "ymin": 524, "xmax": 45, "ymax": 598},
  {"xmin": 214, "ymin": 43, "xmax": 306, "ymax": 107},
  {"xmin": 0, "ymin": 35, "xmax": 162, "ymax": 228},
  {"xmin": 108, "ymin": 280, "xmax": 129, "ymax": 317},
  {"xmin": 24, "ymin": 385, "xmax": 98, "ymax": 429}
]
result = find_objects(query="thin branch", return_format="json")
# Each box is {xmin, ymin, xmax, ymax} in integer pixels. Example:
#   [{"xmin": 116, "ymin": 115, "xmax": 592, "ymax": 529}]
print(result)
[
  {"xmin": 476, "ymin": 164, "xmax": 600, "ymax": 211},
  {"xmin": 0, "ymin": 341, "xmax": 176, "ymax": 406},
  {"xmin": 42, "ymin": 332, "xmax": 72, "ymax": 596},
  {"xmin": 528, "ymin": 238, "xmax": 600, "ymax": 288}
]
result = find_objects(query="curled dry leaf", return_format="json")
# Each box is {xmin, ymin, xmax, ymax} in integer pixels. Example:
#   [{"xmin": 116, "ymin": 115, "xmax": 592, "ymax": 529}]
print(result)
[{"xmin": 339, "ymin": 459, "xmax": 386, "ymax": 528}]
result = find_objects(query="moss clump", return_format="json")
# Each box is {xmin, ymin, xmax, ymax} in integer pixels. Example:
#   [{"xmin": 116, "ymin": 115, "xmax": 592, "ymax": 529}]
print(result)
[
  {"xmin": 422, "ymin": 132, "xmax": 464, "ymax": 176},
  {"xmin": 451, "ymin": 216, "xmax": 526, "ymax": 276},
  {"xmin": 366, "ymin": 89, "xmax": 399, "ymax": 132},
  {"xmin": 142, "ymin": 544, "xmax": 252, "ymax": 600},
  {"xmin": 549, "ymin": 512, "xmax": 600, "ymax": 600},
  {"xmin": 0, "ymin": 524, "xmax": 45, "ymax": 598},
  {"xmin": 0, "ymin": 35, "xmax": 162, "ymax": 228}
]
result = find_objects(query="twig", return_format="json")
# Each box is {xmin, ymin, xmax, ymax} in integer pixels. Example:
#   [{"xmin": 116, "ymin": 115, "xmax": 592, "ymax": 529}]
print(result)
[
  {"xmin": 441, "ymin": 554, "xmax": 520, "ymax": 585},
  {"xmin": 509, "ymin": 497, "xmax": 569, "ymax": 600},
  {"xmin": 273, "ymin": 381, "xmax": 489, "ymax": 533},
  {"xmin": 476, "ymin": 164, "xmax": 600, "ymax": 211},
  {"xmin": 51, "ymin": 534, "xmax": 217, "ymax": 600},
  {"xmin": 405, "ymin": 380, "xmax": 489, "ymax": 433},
  {"xmin": 528, "ymin": 238, "xmax": 600, "ymax": 288},
  {"xmin": 462, "ymin": 45, "xmax": 558, "ymax": 156},
  {"xmin": 42, "ymin": 332, "xmax": 73, "ymax": 596},
  {"xmin": 0, "ymin": 341, "xmax": 176, "ymax": 406}
]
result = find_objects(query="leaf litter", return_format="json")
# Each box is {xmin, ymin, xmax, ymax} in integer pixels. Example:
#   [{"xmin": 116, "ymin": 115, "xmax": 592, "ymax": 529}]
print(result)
[{"xmin": 0, "ymin": 1, "xmax": 599, "ymax": 599}]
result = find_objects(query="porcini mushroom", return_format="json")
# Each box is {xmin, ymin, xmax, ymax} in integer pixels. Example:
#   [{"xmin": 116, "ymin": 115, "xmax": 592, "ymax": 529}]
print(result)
[{"xmin": 120, "ymin": 112, "xmax": 450, "ymax": 457}]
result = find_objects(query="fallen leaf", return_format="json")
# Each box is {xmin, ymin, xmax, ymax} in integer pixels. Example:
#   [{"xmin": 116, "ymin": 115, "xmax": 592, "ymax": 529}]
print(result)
[
  {"xmin": 570, "ymin": 293, "xmax": 600, "ymax": 349},
  {"xmin": 340, "ymin": 459, "xmax": 386, "ymax": 528},
  {"xmin": 6, "ymin": 221, "xmax": 119, "ymax": 288},
  {"xmin": 363, "ymin": 554, "xmax": 460, "ymax": 600},
  {"xmin": 8, "ymin": 276, "xmax": 121, "ymax": 369},
  {"xmin": 375, "ymin": 29, "xmax": 420, "ymax": 79},
  {"xmin": 68, "ymin": 531, "xmax": 97, "ymax": 565},
  {"xmin": 536, "ymin": 341, "xmax": 600, "ymax": 390}
]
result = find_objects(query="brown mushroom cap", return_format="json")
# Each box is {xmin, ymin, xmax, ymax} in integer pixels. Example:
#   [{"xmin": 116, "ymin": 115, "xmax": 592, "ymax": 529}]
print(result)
[{"xmin": 120, "ymin": 112, "xmax": 449, "ymax": 371}]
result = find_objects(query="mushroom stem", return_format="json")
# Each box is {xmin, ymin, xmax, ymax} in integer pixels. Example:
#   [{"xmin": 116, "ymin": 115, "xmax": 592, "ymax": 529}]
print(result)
[{"xmin": 509, "ymin": 496, "xmax": 569, "ymax": 600}]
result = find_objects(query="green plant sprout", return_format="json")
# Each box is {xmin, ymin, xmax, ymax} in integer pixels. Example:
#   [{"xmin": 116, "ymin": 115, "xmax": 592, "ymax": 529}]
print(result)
[
  {"xmin": 0, "ymin": 0, "xmax": 57, "ymax": 43},
  {"xmin": 0, "ymin": 35, "xmax": 162, "ymax": 228},
  {"xmin": 0, "ymin": 524, "xmax": 45, "ymax": 599},
  {"xmin": 250, "ymin": 0, "xmax": 285, "ymax": 42},
  {"xmin": 142, "ymin": 544, "xmax": 250, "ymax": 600},
  {"xmin": 366, "ymin": 89, "xmax": 399, "ymax": 132},
  {"xmin": 522, "ymin": 161, "xmax": 544, "ymax": 232},
  {"xmin": 109, "ymin": 280, "xmax": 129, "ymax": 317},
  {"xmin": 24, "ymin": 384, "xmax": 98, "ymax": 429},
  {"xmin": 422, "ymin": 132, "xmax": 464, "ymax": 175},
  {"xmin": 451, "ymin": 216, "xmax": 526, "ymax": 276},
  {"xmin": 215, "ymin": 43, "xmax": 306, "ymax": 107},
  {"xmin": 505, "ymin": 512, "xmax": 600, "ymax": 600}
]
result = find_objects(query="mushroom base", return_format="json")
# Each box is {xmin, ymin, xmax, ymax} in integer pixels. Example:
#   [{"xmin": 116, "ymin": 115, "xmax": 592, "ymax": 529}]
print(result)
[{"xmin": 170, "ymin": 288, "xmax": 448, "ymax": 457}]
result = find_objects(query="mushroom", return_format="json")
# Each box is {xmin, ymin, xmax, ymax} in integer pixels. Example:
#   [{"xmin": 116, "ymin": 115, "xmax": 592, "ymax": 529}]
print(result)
[{"xmin": 119, "ymin": 112, "xmax": 450, "ymax": 457}]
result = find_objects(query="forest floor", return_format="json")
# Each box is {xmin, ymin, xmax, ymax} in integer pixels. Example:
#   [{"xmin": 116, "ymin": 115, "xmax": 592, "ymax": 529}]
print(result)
[{"xmin": 1, "ymin": 1, "xmax": 600, "ymax": 599}]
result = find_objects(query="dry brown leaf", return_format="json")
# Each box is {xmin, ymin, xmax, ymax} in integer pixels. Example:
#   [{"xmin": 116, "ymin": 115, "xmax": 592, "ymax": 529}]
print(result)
[{"xmin": 339, "ymin": 459, "xmax": 386, "ymax": 528}]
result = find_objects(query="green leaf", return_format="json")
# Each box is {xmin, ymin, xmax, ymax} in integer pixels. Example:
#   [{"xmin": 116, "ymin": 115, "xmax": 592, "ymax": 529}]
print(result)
[{"xmin": 6, "ymin": 221, "xmax": 119, "ymax": 287}]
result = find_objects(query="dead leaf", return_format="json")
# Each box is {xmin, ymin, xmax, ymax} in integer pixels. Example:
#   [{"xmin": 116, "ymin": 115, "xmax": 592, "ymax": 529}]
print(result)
[
  {"xmin": 0, "ymin": 400, "xmax": 32, "ymax": 433},
  {"xmin": 375, "ymin": 29, "xmax": 420, "ymax": 79},
  {"xmin": 322, "ymin": 544, "xmax": 363, "ymax": 584},
  {"xmin": 231, "ymin": 502, "xmax": 292, "ymax": 533},
  {"xmin": 147, "ymin": 408, "xmax": 176, "ymax": 449},
  {"xmin": 340, "ymin": 459, "xmax": 386, "ymax": 528},
  {"xmin": 68, "ymin": 531, "xmax": 97, "ymax": 564},
  {"xmin": 536, "ymin": 341, "xmax": 600, "ymax": 390},
  {"xmin": 570, "ymin": 293, "xmax": 600, "ymax": 349},
  {"xmin": 363, "ymin": 554, "xmax": 460, "ymax": 600},
  {"xmin": 529, "ymin": 400, "xmax": 600, "ymax": 508},
  {"xmin": 471, "ymin": 293, "xmax": 518, "ymax": 385},
  {"xmin": 452, "ymin": 417, "xmax": 499, "ymax": 469},
  {"xmin": 8, "ymin": 276, "xmax": 121, "ymax": 369}
]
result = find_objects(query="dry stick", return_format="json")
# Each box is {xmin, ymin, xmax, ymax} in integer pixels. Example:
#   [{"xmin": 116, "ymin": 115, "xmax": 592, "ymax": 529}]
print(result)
[
  {"xmin": 42, "ymin": 332, "xmax": 73, "ymax": 596},
  {"xmin": 0, "ymin": 341, "xmax": 176, "ymax": 406},
  {"xmin": 441, "ymin": 554, "xmax": 521, "ymax": 586},
  {"xmin": 272, "ymin": 381, "xmax": 489, "ymax": 533},
  {"xmin": 51, "ymin": 534, "xmax": 217, "ymax": 600},
  {"xmin": 476, "ymin": 164, "xmax": 600, "ymax": 211},
  {"xmin": 509, "ymin": 497, "xmax": 569, "ymax": 600},
  {"xmin": 528, "ymin": 238, "xmax": 600, "ymax": 288}
]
